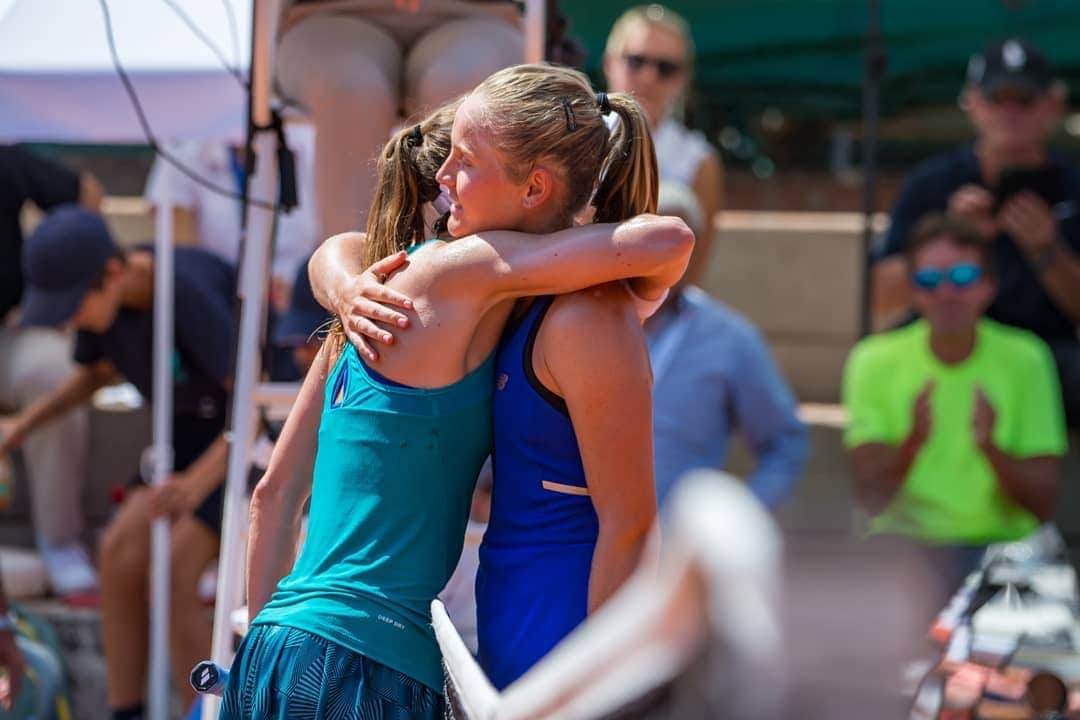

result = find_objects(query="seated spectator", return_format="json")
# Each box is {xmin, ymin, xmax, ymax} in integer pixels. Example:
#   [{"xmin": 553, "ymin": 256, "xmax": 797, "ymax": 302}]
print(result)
[
  {"xmin": 0, "ymin": 207, "xmax": 234, "ymax": 719},
  {"xmin": 871, "ymin": 38, "xmax": 1080, "ymax": 426},
  {"xmin": 276, "ymin": 0, "xmax": 525, "ymax": 235},
  {"xmin": 0, "ymin": 145, "xmax": 103, "ymax": 601},
  {"xmin": 647, "ymin": 182, "xmax": 808, "ymax": 508},
  {"xmin": 603, "ymin": 4, "xmax": 723, "ymax": 285},
  {"xmin": 846, "ymin": 215, "xmax": 1067, "ymax": 594}
]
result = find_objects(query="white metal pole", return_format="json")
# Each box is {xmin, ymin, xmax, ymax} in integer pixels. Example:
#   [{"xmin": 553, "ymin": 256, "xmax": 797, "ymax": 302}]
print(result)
[
  {"xmin": 148, "ymin": 187, "xmax": 174, "ymax": 720},
  {"xmin": 203, "ymin": 1, "xmax": 280, "ymax": 717}
]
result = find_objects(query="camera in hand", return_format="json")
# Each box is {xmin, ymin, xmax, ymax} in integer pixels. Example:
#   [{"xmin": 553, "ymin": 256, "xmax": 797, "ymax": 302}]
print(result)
[{"xmin": 993, "ymin": 165, "xmax": 1064, "ymax": 213}]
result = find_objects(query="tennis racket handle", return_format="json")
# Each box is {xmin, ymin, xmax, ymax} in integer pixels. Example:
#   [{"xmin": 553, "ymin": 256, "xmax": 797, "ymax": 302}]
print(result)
[{"xmin": 190, "ymin": 660, "xmax": 229, "ymax": 696}]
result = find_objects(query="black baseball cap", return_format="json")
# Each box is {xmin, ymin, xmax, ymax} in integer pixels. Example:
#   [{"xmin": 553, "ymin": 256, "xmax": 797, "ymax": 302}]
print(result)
[
  {"xmin": 21, "ymin": 205, "xmax": 118, "ymax": 327},
  {"xmin": 274, "ymin": 255, "xmax": 327, "ymax": 347},
  {"xmin": 966, "ymin": 38, "xmax": 1055, "ymax": 96}
]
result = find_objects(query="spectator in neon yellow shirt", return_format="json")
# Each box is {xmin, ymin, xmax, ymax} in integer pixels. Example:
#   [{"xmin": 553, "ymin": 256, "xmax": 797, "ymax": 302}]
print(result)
[{"xmin": 843, "ymin": 214, "xmax": 1066, "ymax": 586}]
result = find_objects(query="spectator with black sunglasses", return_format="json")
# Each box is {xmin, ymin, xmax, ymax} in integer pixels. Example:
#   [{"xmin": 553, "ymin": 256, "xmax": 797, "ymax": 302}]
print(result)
[
  {"xmin": 603, "ymin": 4, "xmax": 723, "ymax": 286},
  {"xmin": 871, "ymin": 38, "xmax": 1080, "ymax": 427},
  {"xmin": 846, "ymin": 214, "xmax": 1066, "ymax": 596}
]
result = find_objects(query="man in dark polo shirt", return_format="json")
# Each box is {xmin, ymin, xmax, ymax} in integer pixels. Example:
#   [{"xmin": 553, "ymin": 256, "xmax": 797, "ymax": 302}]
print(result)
[
  {"xmin": 0, "ymin": 146, "xmax": 103, "ymax": 600},
  {"xmin": 871, "ymin": 39, "xmax": 1080, "ymax": 426},
  {"xmin": 0, "ymin": 206, "xmax": 235, "ymax": 719}
]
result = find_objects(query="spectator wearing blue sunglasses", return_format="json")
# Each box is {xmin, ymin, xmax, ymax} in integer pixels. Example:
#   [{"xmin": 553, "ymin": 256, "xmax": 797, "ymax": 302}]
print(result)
[{"xmin": 845, "ymin": 214, "xmax": 1066, "ymax": 597}]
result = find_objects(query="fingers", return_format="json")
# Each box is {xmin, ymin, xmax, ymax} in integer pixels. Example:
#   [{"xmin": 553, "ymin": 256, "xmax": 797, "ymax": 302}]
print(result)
[
  {"xmin": 346, "ymin": 329, "xmax": 379, "ymax": 363},
  {"xmin": 369, "ymin": 250, "xmax": 409, "ymax": 276},
  {"xmin": 351, "ymin": 296, "xmax": 409, "ymax": 330},
  {"xmin": 949, "ymin": 185, "xmax": 993, "ymax": 214},
  {"xmin": 360, "ymin": 283, "xmax": 414, "ymax": 314},
  {"xmin": 347, "ymin": 314, "xmax": 395, "ymax": 347}
]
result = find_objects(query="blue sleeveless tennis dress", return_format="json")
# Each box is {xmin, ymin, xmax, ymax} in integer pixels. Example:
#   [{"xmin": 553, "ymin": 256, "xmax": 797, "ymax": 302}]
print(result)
[{"xmin": 476, "ymin": 296, "xmax": 599, "ymax": 690}]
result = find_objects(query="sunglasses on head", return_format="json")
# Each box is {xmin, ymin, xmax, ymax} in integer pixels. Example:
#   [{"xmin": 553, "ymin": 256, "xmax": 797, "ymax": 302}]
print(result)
[
  {"xmin": 912, "ymin": 263, "xmax": 983, "ymax": 291},
  {"xmin": 623, "ymin": 53, "xmax": 683, "ymax": 80}
]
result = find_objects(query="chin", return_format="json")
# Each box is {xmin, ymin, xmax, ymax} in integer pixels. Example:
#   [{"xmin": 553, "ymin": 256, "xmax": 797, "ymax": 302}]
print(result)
[{"xmin": 447, "ymin": 216, "xmax": 469, "ymax": 238}]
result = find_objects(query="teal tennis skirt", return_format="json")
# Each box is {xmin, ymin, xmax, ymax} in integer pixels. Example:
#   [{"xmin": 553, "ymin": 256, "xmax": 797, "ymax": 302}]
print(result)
[{"xmin": 219, "ymin": 624, "xmax": 444, "ymax": 720}]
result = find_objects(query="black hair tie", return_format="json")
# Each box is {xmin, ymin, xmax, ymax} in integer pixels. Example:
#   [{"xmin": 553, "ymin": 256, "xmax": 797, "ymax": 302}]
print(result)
[
  {"xmin": 596, "ymin": 92, "xmax": 612, "ymax": 115},
  {"xmin": 406, "ymin": 124, "xmax": 423, "ymax": 148},
  {"xmin": 561, "ymin": 97, "xmax": 578, "ymax": 131}
]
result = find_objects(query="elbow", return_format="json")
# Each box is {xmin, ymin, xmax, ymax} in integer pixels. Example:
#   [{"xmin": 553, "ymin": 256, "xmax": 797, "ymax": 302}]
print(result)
[
  {"xmin": 250, "ymin": 472, "xmax": 293, "ymax": 519},
  {"xmin": 663, "ymin": 217, "xmax": 696, "ymax": 272}
]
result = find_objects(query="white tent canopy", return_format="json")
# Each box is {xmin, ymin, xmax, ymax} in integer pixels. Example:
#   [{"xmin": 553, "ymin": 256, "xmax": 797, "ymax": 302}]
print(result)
[{"xmin": 0, "ymin": 0, "xmax": 252, "ymax": 142}]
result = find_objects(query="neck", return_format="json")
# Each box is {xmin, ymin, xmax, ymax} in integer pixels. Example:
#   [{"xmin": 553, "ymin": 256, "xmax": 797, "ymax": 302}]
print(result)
[
  {"xmin": 519, "ymin": 214, "xmax": 570, "ymax": 236},
  {"xmin": 975, "ymin": 138, "xmax": 1048, "ymax": 184},
  {"xmin": 929, "ymin": 324, "xmax": 978, "ymax": 365},
  {"xmin": 120, "ymin": 252, "xmax": 154, "ymax": 311}
]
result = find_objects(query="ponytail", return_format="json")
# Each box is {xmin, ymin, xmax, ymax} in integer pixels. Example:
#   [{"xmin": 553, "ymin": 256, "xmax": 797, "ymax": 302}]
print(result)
[
  {"xmin": 591, "ymin": 93, "xmax": 658, "ymax": 222},
  {"xmin": 328, "ymin": 99, "xmax": 457, "ymax": 359},
  {"xmin": 361, "ymin": 100, "xmax": 458, "ymax": 267}
]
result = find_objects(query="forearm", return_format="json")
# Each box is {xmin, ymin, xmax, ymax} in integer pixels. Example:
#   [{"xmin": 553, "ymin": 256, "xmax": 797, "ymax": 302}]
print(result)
[
  {"xmin": 473, "ymin": 216, "xmax": 693, "ymax": 303},
  {"xmin": 1035, "ymin": 244, "xmax": 1080, "ymax": 324},
  {"xmin": 852, "ymin": 437, "xmax": 921, "ymax": 514},
  {"xmin": 588, "ymin": 526, "xmax": 649, "ymax": 613},
  {"xmin": 11, "ymin": 367, "xmax": 107, "ymax": 443},
  {"xmin": 246, "ymin": 347, "xmax": 325, "ymax": 618},
  {"xmin": 181, "ymin": 435, "xmax": 229, "ymax": 498},
  {"xmin": 246, "ymin": 480, "xmax": 307, "ymax": 619},
  {"xmin": 308, "ymin": 232, "xmax": 366, "ymax": 312},
  {"xmin": 981, "ymin": 444, "xmax": 1060, "ymax": 521}
]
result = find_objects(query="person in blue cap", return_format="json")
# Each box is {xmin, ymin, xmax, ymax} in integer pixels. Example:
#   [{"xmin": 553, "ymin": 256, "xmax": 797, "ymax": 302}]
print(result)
[{"xmin": 0, "ymin": 205, "xmax": 234, "ymax": 720}]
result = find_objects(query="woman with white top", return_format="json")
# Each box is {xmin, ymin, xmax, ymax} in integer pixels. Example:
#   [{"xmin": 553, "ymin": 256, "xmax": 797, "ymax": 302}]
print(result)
[{"xmin": 603, "ymin": 4, "xmax": 723, "ymax": 286}]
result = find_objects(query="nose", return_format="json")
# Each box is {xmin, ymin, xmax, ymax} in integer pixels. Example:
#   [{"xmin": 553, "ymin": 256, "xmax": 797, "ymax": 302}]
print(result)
[{"xmin": 436, "ymin": 157, "xmax": 454, "ymax": 190}]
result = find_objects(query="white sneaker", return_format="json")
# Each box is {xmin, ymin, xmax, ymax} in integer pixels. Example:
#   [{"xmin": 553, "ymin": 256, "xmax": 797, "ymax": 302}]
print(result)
[{"xmin": 40, "ymin": 542, "xmax": 99, "ymax": 597}]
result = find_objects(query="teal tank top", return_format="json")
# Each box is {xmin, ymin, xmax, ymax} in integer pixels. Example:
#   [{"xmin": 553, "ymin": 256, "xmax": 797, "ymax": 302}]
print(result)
[{"xmin": 254, "ymin": 339, "xmax": 496, "ymax": 691}]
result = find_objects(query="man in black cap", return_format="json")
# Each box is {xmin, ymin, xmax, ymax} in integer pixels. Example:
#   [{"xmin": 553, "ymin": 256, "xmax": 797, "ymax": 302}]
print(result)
[
  {"xmin": 0, "ymin": 205, "xmax": 235, "ymax": 720},
  {"xmin": 871, "ymin": 38, "xmax": 1080, "ymax": 426}
]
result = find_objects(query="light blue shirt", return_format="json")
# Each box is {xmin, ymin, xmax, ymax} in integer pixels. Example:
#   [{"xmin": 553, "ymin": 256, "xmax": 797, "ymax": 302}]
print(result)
[{"xmin": 646, "ymin": 286, "xmax": 808, "ymax": 507}]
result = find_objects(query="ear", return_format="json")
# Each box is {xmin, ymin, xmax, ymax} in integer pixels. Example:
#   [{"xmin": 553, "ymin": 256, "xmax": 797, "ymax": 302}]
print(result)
[
  {"xmin": 521, "ymin": 165, "xmax": 556, "ymax": 210},
  {"xmin": 104, "ymin": 257, "xmax": 124, "ymax": 278}
]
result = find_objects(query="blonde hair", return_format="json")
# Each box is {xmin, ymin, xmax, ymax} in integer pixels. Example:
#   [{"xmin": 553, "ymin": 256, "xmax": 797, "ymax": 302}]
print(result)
[
  {"xmin": 472, "ymin": 63, "xmax": 658, "ymax": 224},
  {"xmin": 361, "ymin": 99, "xmax": 459, "ymax": 267},
  {"xmin": 604, "ymin": 4, "xmax": 694, "ymax": 65}
]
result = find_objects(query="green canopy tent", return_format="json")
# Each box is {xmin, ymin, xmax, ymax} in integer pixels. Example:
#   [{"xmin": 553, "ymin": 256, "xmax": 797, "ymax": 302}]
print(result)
[{"xmin": 563, "ymin": 0, "xmax": 1080, "ymax": 119}]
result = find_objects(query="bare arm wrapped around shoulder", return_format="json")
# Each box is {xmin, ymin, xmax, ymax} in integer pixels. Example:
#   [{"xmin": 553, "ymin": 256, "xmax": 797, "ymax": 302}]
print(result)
[{"xmin": 308, "ymin": 214, "xmax": 694, "ymax": 327}]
